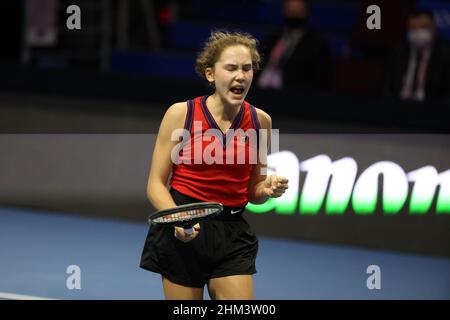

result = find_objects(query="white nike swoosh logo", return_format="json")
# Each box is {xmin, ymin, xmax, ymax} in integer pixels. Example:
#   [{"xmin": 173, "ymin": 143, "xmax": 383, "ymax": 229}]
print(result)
[{"xmin": 230, "ymin": 209, "xmax": 242, "ymax": 214}]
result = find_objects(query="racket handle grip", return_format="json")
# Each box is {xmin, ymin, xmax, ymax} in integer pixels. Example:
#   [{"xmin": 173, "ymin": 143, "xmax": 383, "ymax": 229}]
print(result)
[{"xmin": 184, "ymin": 227, "xmax": 194, "ymax": 235}]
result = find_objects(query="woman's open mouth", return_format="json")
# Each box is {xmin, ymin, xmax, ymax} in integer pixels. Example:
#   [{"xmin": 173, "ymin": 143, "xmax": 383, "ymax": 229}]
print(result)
[{"xmin": 230, "ymin": 87, "xmax": 245, "ymax": 95}]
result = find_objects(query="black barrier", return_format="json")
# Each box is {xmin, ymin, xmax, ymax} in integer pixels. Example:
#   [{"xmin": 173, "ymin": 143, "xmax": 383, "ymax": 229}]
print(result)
[{"xmin": 0, "ymin": 134, "xmax": 449, "ymax": 257}]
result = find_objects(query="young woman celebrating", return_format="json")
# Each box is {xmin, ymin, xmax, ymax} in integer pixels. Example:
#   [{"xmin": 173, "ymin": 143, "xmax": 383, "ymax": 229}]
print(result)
[{"xmin": 140, "ymin": 31, "xmax": 289, "ymax": 300}]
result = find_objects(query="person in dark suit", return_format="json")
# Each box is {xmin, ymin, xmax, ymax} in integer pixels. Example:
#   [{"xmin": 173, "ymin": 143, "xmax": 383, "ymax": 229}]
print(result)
[
  {"xmin": 382, "ymin": 9, "xmax": 450, "ymax": 102},
  {"xmin": 257, "ymin": 0, "xmax": 331, "ymax": 91}
]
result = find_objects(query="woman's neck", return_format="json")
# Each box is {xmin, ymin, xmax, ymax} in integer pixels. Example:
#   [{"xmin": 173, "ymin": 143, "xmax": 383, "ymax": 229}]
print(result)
[{"xmin": 207, "ymin": 93, "xmax": 241, "ymax": 121}]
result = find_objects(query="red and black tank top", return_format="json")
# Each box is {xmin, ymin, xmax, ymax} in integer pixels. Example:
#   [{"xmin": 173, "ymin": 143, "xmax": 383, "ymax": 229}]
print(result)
[{"xmin": 169, "ymin": 95, "xmax": 261, "ymax": 207}]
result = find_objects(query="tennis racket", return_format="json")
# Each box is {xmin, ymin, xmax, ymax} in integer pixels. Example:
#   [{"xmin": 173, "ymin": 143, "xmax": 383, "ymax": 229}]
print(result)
[{"xmin": 148, "ymin": 202, "xmax": 224, "ymax": 234}]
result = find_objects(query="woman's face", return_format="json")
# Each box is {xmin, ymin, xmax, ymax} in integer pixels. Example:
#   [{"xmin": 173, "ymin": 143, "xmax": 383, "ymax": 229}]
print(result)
[{"xmin": 206, "ymin": 45, "xmax": 254, "ymax": 107}]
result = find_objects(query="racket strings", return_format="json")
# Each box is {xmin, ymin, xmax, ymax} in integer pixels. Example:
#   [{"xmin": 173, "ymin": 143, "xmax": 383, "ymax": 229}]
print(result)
[{"xmin": 153, "ymin": 207, "xmax": 218, "ymax": 223}]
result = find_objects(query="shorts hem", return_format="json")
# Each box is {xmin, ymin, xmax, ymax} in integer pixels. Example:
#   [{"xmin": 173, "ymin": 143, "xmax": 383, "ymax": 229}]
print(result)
[{"xmin": 140, "ymin": 264, "xmax": 206, "ymax": 288}]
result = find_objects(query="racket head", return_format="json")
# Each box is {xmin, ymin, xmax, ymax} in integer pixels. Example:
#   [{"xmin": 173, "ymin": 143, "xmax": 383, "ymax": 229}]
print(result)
[{"xmin": 148, "ymin": 202, "xmax": 224, "ymax": 229}]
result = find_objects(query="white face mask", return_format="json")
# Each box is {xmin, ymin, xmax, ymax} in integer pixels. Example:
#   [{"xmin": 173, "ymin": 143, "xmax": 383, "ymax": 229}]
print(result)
[{"xmin": 408, "ymin": 29, "xmax": 433, "ymax": 48}]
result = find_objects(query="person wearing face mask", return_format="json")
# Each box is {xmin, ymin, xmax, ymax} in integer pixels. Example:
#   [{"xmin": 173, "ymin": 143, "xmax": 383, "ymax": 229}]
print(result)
[
  {"xmin": 382, "ymin": 9, "xmax": 450, "ymax": 102},
  {"xmin": 258, "ymin": 0, "xmax": 331, "ymax": 90}
]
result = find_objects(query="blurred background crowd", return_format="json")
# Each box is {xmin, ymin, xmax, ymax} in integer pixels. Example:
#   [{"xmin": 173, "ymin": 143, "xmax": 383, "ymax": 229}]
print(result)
[{"xmin": 1, "ymin": 0, "xmax": 450, "ymax": 102}]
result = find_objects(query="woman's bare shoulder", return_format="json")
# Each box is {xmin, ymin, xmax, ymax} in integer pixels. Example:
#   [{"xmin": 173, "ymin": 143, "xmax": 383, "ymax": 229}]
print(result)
[
  {"xmin": 165, "ymin": 101, "xmax": 188, "ymax": 119},
  {"xmin": 159, "ymin": 101, "xmax": 188, "ymax": 129},
  {"xmin": 254, "ymin": 107, "xmax": 272, "ymax": 129}
]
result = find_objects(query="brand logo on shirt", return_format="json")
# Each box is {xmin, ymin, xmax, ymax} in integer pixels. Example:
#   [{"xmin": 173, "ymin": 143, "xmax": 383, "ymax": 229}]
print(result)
[
  {"xmin": 241, "ymin": 134, "xmax": 250, "ymax": 144},
  {"xmin": 230, "ymin": 209, "xmax": 243, "ymax": 215}
]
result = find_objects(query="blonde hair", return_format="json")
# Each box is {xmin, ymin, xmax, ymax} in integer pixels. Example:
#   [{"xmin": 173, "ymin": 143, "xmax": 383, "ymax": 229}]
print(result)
[{"xmin": 195, "ymin": 30, "xmax": 262, "ymax": 81}]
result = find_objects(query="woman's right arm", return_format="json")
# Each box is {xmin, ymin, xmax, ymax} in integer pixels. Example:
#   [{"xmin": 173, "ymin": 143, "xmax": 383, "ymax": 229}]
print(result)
[{"xmin": 146, "ymin": 102, "xmax": 187, "ymax": 211}]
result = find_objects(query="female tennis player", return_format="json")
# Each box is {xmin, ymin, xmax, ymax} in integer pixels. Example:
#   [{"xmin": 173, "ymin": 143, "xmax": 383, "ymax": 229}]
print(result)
[{"xmin": 140, "ymin": 31, "xmax": 289, "ymax": 300}]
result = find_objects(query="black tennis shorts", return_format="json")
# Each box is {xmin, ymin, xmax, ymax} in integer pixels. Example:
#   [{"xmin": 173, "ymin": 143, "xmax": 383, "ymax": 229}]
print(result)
[{"xmin": 140, "ymin": 188, "xmax": 258, "ymax": 288}]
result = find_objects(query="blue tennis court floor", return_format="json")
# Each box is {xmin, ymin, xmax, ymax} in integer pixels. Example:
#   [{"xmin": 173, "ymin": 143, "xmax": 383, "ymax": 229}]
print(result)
[{"xmin": 1, "ymin": 207, "xmax": 449, "ymax": 300}]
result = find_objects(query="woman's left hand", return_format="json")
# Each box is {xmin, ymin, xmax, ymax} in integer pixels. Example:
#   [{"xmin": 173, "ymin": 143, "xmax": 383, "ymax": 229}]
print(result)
[{"xmin": 263, "ymin": 175, "xmax": 289, "ymax": 198}]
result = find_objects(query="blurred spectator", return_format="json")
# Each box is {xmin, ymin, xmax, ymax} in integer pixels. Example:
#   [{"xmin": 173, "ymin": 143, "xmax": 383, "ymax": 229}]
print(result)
[
  {"xmin": 25, "ymin": 0, "xmax": 58, "ymax": 47},
  {"xmin": 350, "ymin": 0, "xmax": 415, "ymax": 61},
  {"xmin": 257, "ymin": 0, "xmax": 331, "ymax": 91},
  {"xmin": 382, "ymin": 9, "xmax": 450, "ymax": 102}
]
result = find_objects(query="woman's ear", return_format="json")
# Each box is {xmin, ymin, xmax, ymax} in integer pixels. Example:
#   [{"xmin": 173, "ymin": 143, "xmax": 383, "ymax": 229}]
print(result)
[{"xmin": 205, "ymin": 67, "xmax": 214, "ymax": 83}]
